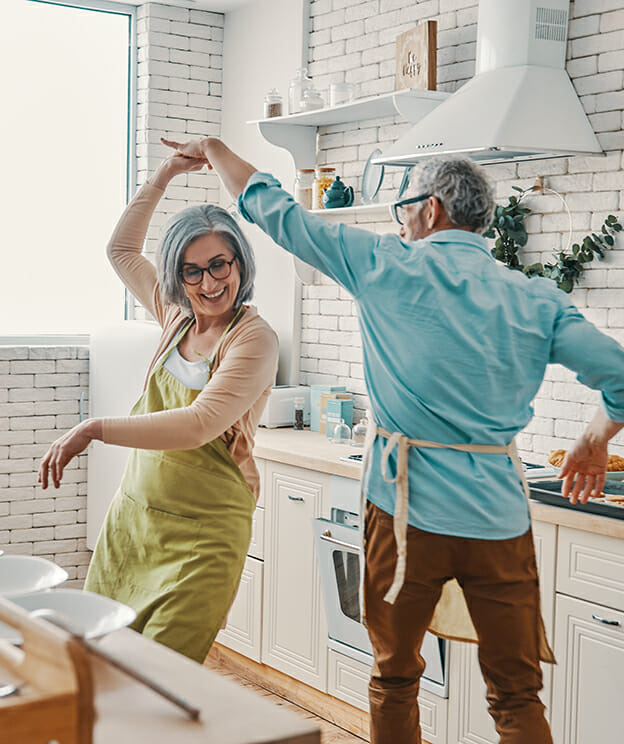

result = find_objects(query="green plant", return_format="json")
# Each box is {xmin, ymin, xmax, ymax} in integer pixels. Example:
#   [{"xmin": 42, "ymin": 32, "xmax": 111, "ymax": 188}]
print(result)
[{"xmin": 483, "ymin": 185, "xmax": 622, "ymax": 293}]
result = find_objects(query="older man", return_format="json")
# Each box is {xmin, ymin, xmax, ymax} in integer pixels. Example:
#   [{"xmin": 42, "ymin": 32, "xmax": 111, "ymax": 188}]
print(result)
[{"xmin": 163, "ymin": 136, "xmax": 624, "ymax": 744}]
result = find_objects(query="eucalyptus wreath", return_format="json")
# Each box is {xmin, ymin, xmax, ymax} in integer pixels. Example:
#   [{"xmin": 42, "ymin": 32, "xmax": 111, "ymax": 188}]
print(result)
[{"xmin": 483, "ymin": 185, "xmax": 623, "ymax": 293}]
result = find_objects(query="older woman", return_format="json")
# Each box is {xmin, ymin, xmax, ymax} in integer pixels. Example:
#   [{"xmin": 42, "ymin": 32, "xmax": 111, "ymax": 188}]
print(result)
[{"xmin": 38, "ymin": 151, "xmax": 278, "ymax": 663}]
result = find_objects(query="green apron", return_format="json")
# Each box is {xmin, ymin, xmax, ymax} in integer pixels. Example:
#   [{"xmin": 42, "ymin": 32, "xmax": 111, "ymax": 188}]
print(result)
[{"xmin": 85, "ymin": 316, "xmax": 255, "ymax": 663}]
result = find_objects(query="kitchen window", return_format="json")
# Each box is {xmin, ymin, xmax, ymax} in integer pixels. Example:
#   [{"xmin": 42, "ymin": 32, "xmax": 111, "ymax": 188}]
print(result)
[{"xmin": 0, "ymin": 0, "xmax": 135, "ymax": 337}]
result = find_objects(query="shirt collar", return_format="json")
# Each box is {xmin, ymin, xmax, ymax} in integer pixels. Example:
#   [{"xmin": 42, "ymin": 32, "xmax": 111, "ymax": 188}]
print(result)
[{"xmin": 425, "ymin": 229, "xmax": 491, "ymax": 256}]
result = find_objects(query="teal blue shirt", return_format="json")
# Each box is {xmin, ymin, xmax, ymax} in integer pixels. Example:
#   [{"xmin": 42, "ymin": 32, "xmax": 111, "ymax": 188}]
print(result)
[{"xmin": 240, "ymin": 172, "xmax": 624, "ymax": 539}]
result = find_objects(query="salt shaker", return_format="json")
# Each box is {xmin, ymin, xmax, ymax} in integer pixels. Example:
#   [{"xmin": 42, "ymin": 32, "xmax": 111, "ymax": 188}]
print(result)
[{"xmin": 293, "ymin": 397, "xmax": 305, "ymax": 430}]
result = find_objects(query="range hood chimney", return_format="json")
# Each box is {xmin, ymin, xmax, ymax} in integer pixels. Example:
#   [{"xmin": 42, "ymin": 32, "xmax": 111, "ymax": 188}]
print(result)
[{"xmin": 374, "ymin": 0, "xmax": 602, "ymax": 167}]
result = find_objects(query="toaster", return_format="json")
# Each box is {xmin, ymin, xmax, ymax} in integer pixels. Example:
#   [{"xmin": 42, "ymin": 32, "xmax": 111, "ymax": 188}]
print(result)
[{"xmin": 259, "ymin": 385, "xmax": 311, "ymax": 428}]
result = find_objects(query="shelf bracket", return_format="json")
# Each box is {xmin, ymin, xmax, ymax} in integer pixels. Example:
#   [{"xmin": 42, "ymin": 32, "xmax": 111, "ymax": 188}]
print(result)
[{"xmin": 257, "ymin": 121, "xmax": 317, "ymax": 170}]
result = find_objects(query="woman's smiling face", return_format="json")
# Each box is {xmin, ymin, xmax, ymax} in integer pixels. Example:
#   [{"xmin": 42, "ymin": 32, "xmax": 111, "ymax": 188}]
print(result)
[{"xmin": 181, "ymin": 233, "xmax": 241, "ymax": 323}]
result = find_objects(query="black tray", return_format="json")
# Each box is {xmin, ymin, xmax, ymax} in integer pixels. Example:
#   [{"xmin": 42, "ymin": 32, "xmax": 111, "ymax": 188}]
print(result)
[{"xmin": 529, "ymin": 479, "xmax": 624, "ymax": 521}]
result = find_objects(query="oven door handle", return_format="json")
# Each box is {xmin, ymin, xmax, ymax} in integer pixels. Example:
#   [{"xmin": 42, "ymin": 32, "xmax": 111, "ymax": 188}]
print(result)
[{"xmin": 320, "ymin": 532, "xmax": 360, "ymax": 552}]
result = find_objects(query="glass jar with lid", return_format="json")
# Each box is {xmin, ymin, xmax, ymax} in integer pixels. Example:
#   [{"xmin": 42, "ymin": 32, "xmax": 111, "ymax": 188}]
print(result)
[
  {"xmin": 313, "ymin": 166, "xmax": 335, "ymax": 210},
  {"xmin": 331, "ymin": 419, "xmax": 352, "ymax": 445},
  {"xmin": 352, "ymin": 417, "xmax": 368, "ymax": 447},
  {"xmin": 294, "ymin": 169, "xmax": 315, "ymax": 210},
  {"xmin": 288, "ymin": 68, "xmax": 312, "ymax": 115},
  {"xmin": 263, "ymin": 88, "xmax": 283, "ymax": 118},
  {"xmin": 299, "ymin": 87, "xmax": 324, "ymax": 112}
]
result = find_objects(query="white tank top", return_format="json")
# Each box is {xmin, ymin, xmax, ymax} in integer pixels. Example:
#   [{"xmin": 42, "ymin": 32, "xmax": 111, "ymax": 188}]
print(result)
[{"xmin": 163, "ymin": 346, "xmax": 210, "ymax": 390}]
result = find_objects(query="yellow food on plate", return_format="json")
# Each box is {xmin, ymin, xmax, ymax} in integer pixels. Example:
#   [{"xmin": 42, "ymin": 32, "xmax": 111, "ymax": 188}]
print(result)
[{"xmin": 547, "ymin": 449, "xmax": 624, "ymax": 472}]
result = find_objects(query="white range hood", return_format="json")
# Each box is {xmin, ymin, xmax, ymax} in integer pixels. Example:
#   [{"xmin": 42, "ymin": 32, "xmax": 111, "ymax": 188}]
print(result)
[{"xmin": 374, "ymin": 0, "xmax": 602, "ymax": 166}]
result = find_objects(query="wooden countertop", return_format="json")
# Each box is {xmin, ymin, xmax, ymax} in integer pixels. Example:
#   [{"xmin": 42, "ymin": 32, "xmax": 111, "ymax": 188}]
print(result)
[{"xmin": 254, "ymin": 427, "xmax": 624, "ymax": 541}]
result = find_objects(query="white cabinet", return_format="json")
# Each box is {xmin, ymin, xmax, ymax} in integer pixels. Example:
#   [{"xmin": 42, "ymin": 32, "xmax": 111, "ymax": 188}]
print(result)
[
  {"xmin": 551, "ymin": 526, "xmax": 624, "ymax": 744},
  {"xmin": 218, "ymin": 458, "xmax": 266, "ymax": 659},
  {"xmin": 216, "ymin": 555, "xmax": 264, "ymax": 662},
  {"xmin": 447, "ymin": 520, "xmax": 557, "ymax": 744},
  {"xmin": 261, "ymin": 461, "xmax": 331, "ymax": 690}
]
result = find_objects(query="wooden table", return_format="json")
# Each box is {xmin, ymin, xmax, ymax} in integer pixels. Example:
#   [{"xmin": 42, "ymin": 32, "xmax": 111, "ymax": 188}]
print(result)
[{"xmin": 92, "ymin": 629, "xmax": 320, "ymax": 744}]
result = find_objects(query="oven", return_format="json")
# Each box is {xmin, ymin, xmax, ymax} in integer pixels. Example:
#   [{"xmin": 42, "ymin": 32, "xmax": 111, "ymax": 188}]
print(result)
[{"xmin": 313, "ymin": 467, "xmax": 449, "ymax": 698}]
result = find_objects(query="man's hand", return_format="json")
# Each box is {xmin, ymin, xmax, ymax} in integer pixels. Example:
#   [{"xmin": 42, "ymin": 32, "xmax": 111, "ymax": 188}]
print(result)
[
  {"xmin": 150, "ymin": 151, "xmax": 206, "ymax": 190},
  {"xmin": 559, "ymin": 435, "xmax": 608, "ymax": 505},
  {"xmin": 161, "ymin": 137, "xmax": 212, "ymax": 166}
]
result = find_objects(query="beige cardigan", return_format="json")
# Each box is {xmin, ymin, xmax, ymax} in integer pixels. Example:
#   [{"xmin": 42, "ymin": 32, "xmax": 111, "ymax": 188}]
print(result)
[{"xmin": 100, "ymin": 180, "xmax": 279, "ymax": 500}]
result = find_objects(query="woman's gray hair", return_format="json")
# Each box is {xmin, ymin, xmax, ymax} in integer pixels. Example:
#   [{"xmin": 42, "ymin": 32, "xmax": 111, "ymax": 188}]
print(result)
[
  {"xmin": 157, "ymin": 205, "xmax": 255, "ymax": 316},
  {"xmin": 407, "ymin": 156, "xmax": 495, "ymax": 233}
]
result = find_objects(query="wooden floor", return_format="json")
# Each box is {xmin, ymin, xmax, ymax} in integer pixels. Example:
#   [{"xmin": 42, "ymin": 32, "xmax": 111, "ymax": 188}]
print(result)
[{"xmin": 204, "ymin": 658, "xmax": 367, "ymax": 744}]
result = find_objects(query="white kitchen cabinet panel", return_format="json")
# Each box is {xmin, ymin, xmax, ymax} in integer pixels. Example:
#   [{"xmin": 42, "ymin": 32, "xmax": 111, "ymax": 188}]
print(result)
[
  {"xmin": 262, "ymin": 462, "xmax": 331, "ymax": 691},
  {"xmin": 551, "ymin": 593, "xmax": 624, "ymax": 744},
  {"xmin": 217, "ymin": 555, "xmax": 263, "ymax": 662},
  {"xmin": 327, "ymin": 650, "xmax": 448, "ymax": 744},
  {"xmin": 556, "ymin": 525, "xmax": 624, "ymax": 612},
  {"xmin": 256, "ymin": 457, "xmax": 266, "ymax": 509},
  {"xmin": 448, "ymin": 521, "xmax": 556, "ymax": 744},
  {"xmin": 248, "ymin": 506, "xmax": 265, "ymax": 561}
]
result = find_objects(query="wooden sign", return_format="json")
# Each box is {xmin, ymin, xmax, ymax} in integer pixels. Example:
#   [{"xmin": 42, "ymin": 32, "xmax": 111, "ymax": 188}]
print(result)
[{"xmin": 395, "ymin": 20, "xmax": 437, "ymax": 91}]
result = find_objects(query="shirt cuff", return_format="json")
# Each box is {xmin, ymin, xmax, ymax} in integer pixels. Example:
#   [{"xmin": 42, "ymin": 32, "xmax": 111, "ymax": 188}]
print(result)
[
  {"xmin": 238, "ymin": 171, "xmax": 282, "ymax": 223},
  {"xmin": 601, "ymin": 394, "xmax": 624, "ymax": 423}
]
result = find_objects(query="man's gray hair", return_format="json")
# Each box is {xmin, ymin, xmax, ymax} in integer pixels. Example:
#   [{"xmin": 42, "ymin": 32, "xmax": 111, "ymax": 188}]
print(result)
[
  {"xmin": 407, "ymin": 156, "xmax": 495, "ymax": 233},
  {"xmin": 157, "ymin": 205, "xmax": 255, "ymax": 316}
]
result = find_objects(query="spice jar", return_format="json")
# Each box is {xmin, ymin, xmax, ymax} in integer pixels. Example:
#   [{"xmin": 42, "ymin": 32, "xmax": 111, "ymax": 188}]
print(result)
[
  {"xmin": 299, "ymin": 87, "xmax": 324, "ymax": 112},
  {"xmin": 293, "ymin": 397, "xmax": 305, "ymax": 430},
  {"xmin": 263, "ymin": 88, "xmax": 283, "ymax": 118},
  {"xmin": 313, "ymin": 167, "xmax": 336, "ymax": 210},
  {"xmin": 294, "ymin": 169, "xmax": 315, "ymax": 209},
  {"xmin": 288, "ymin": 68, "xmax": 312, "ymax": 115}
]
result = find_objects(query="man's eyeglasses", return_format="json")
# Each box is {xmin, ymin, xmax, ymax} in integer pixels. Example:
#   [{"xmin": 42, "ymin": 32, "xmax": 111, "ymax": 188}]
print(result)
[
  {"xmin": 391, "ymin": 194, "xmax": 432, "ymax": 226},
  {"xmin": 179, "ymin": 258, "xmax": 236, "ymax": 285}
]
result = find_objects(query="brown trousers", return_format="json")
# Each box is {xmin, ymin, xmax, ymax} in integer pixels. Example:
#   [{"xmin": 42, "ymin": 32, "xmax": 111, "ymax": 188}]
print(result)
[{"xmin": 364, "ymin": 501, "xmax": 553, "ymax": 744}]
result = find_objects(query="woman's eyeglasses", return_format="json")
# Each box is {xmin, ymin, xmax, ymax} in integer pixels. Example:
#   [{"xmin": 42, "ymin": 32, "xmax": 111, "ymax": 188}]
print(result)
[
  {"xmin": 180, "ymin": 258, "xmax": 236, "ymax": 285},
  {"xmin": 391, "ymin": 194, "xmax": 432, "ymax": 225}
]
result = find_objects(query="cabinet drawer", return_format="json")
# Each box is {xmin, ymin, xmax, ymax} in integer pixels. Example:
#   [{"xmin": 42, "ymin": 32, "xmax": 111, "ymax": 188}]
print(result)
[
  {"xmin": 248, "ymin": 506, "xmax": 264, "ymax": 560},
  {"xmin": 327, "ymin": 650, "xmax": 447, "ymax": 744},
  {"xmin": 556, "ymin": 526, "xmax": 624, "ymax": 611},
  {"xmin": 217, "ymin": 555, "xmax": 263, "ymax": 662}
]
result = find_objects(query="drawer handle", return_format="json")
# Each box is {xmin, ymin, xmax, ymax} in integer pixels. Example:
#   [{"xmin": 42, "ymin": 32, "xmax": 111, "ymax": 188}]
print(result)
[
  {"xmin": 591, "ymin": 613, "xmax": 621, "ymax": 627},
  {"xmin": 287, "ymin": 495, "xmax": 305, "ymax": 502}
]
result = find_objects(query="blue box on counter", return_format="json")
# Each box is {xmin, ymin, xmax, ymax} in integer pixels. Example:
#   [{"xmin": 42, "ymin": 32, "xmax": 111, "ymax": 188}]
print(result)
[
  {"xmin": 325, "ymin": 398, "xmax": 353, "ymax": 439},
  {"xmin": 310, "ymin": 385, "xmax": 346, "ymax": 431}
]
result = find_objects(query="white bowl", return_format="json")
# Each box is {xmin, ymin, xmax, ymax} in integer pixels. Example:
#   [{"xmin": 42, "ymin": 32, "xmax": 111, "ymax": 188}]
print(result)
[
  {"xmin": 0, "ymin": 555, "xmax": 68, "ymax": 597},
  {"xmin": 0, "ymin": 589, "xmax": 136, "ymax": 644}
]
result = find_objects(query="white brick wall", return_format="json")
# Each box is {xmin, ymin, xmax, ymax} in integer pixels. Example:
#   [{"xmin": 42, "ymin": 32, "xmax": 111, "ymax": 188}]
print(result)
[
  {"xmin": 0, "ymin": 346, "xmax": 90, "ymax": 585},
  {"xmin": 302, "ymin": 0, "xmax": 624, "ymax": 459}
]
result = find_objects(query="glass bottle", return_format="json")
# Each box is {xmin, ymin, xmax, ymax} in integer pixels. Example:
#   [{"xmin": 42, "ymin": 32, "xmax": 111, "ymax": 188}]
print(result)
[
  {"xmin": 331, "ymin": 418, "xmax": 352, "ymax": 445},
  {"xmin": 288, "ymin": 68, "xmax": 312, "ymax": 115},
  {"xmin": 294, "ymin": 168, "xmax": 315, "ymax": 209},
  {"xmin": 352, "ymin": 417, "xmax": 368, "ymax": 447},
  {"xmin": 263, "ymin": 88, "xmax": 283, "ymax": 118},
  {"xmin": 313, "ymin": 166, "xmax": 336, "ymax": 210},
  {"xmin": 293, "ymin": 397, "xmax": 305, "ymax": 430}
]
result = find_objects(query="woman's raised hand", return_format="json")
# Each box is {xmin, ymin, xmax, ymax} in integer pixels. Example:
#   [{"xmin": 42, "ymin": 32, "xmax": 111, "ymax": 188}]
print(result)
[{"xmin": 161, "ymin": 137, "xmax": 213, "ymax": 167}]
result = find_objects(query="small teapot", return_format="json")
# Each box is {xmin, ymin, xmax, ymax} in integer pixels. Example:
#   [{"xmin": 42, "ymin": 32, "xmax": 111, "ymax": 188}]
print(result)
[{"xmin": 322, "ymin": 176, "xmax": 354, "ymax": 209}]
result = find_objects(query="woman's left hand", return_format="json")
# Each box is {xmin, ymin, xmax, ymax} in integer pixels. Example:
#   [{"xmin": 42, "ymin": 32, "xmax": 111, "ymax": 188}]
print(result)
[
  {"xmin": 161, "ymin": 137, "xmax": 213, "ymax": 166},
  {"xmin": 38, "ymin": 420, "xmax": 99, "ymax": 489}
]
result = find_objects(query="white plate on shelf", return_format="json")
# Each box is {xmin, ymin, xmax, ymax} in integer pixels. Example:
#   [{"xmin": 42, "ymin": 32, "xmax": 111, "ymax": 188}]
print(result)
[
  {"xmin": 361, "ymin": 148, "xmax": 385, "ymax": 204},
  {"xmin": 0, "ymin": 588, "xmax": 136, "ymax": 645},
  {"xmin": 0, "ymin": 555, "xmax": 68, "ymax": 598}
]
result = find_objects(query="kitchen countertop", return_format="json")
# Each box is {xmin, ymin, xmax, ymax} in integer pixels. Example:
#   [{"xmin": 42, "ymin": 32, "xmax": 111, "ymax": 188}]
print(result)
[{"xmin": 254, "ymin": 427, "xmax": 624, "ymax": 540}]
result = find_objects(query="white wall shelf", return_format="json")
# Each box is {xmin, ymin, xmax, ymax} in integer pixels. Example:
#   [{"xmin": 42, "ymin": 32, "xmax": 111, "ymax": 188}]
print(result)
[
  {"xmin": 310, "ymin": 203, "xmax": 392, "ymax": 220},
  {"xmin": 248, "ymin": 88, "xmax": 449, "ymax": 169}
]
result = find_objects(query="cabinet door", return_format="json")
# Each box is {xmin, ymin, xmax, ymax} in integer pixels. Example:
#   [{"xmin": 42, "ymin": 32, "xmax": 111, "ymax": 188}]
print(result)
[
  {"xmin": 552, "ymin": 593, "xmax": 624, "ymax": 744},
  {"xmin": 448, "ymin": 521, "xmax": 556, "ymax": 744},
  {"xmin": 262, "ymin": 461, "xmax": 330, "ymax": 690},
  {"xmin": 217, "ymin": 555, "xmax": 263, "ymax": 662}
]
